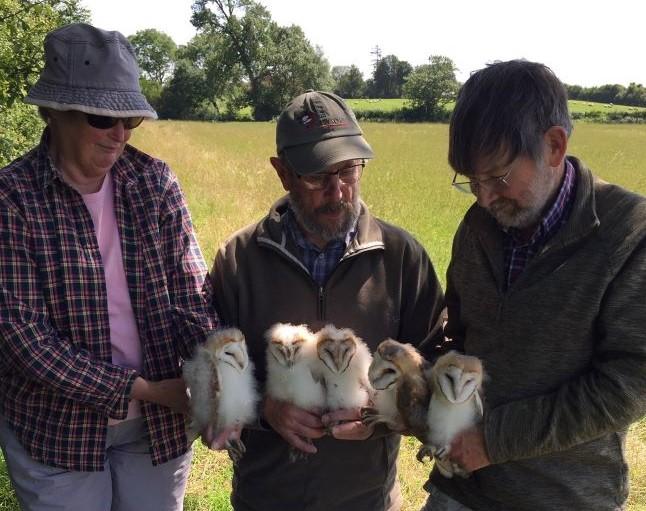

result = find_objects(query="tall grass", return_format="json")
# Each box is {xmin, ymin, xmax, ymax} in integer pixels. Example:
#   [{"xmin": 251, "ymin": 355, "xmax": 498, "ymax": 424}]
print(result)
[{"xmin": 0, "ymin": 121, "xmax": 644, "ymax": 510}]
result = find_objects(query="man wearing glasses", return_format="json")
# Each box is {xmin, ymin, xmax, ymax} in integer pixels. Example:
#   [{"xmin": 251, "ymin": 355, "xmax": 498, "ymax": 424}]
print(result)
[
  {"xmin": 210, "ymin": 90, "xmax": 445, "ymax": 511},
  {"xmin": 422, "ymin": 60, "xmax": 646, "ymax": 511}
]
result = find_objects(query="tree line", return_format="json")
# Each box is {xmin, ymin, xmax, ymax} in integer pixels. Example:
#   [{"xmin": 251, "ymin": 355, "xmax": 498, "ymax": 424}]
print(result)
[
  {"xmin": 130, "ymin": 1, "xmax": 460, "ymax": 122},
  {"xmin": 2, "ymin": 0, "xmax": 645, "ymax": 167},
  {"xmin": 565, "ymin": 83, "xmax": 646, "ymax": 108}
]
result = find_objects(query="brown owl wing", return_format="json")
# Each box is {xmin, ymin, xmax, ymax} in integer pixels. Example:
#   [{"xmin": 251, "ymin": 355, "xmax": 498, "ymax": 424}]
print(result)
[{"xmin": 397, "ymin": 374, "xmax": 431, "ymax": 441}]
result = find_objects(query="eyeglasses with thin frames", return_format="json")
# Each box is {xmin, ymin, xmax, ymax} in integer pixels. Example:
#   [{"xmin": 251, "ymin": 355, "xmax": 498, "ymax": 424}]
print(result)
[
  {"xmin": 451, "ymin": 165, "xmax": 514, "ymax": 195},
  {"xmin": 297, "ymin": 161, "xmax": 365, "ymax": 191}
]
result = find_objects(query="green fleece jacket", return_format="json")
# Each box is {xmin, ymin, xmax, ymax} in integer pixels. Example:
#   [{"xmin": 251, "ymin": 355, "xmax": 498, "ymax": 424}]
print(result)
[
  {"xmin": 211, "ymin": 197, "xmax": 445, "ymax": 511},
  {"xmin": 430, "ymin": 157, "xmax": 646, "ymax": 510}
]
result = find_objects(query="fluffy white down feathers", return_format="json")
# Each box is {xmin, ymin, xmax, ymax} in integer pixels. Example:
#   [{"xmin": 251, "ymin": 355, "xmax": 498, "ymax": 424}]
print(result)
[
  {"xmin": 265, "ymin": 323, "xmax": 326, "ymax": 411},
  {"xmin": 313, "ymin": 324, "xmax": 373, "ymax": 411},
  {"xmin": 183, "ymin": 328, "xmax": 259, "ymax": 461},
  {"xmin": 419, "ymin": 350, "xmax": 485, "ymax": 478}
]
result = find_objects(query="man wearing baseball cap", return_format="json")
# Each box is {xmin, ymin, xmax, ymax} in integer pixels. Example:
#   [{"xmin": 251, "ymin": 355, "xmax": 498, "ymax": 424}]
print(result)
[{"xmin": 209, "ymin": 90, "xmax": 445, "ymax": 510}]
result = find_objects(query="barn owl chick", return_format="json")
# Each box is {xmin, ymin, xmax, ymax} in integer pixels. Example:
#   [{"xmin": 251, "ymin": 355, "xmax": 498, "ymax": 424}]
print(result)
[
  {"xmin": 417, "ymin": 350, "xmax": 484, "ymax": 478},
  {"xmin": 314, "ymin": 324, "xmax": 373, "ymax": 413},
  {"xmin": 183, "ymin": 328, "xmax": 259, "ymax": 464},
  {"xmin": 265, "ymin": 323, "xmax": 326, "ymax": 461},
  {"xmin": 361, "ymin": 339, "xmax": 432, "ymax": 441}
]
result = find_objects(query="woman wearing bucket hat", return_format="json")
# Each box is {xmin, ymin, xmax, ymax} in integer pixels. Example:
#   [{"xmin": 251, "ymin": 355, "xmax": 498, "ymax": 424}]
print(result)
[{"xmin": 0, "ymin": 23, "xmax": 217, "ymax": 510}]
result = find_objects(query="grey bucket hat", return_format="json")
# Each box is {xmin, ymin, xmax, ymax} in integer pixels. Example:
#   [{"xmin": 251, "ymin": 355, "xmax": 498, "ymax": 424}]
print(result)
[
  {"xmin": 25, "ymin": 23, "xmax": 157, "ymax": 119},
  {"xmin": 276, "ymin": 90, "xmax": 374, "ymax": 175}
]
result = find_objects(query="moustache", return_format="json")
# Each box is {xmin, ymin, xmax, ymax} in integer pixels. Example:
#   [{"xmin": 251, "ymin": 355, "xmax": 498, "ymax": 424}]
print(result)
[
  {"xmin": 489, "ymin": 198, "xmax": 517, "ymax": 214},
  {"xmin": 315, "ymin": 201, "xmax": 352, "ymax": 215}
]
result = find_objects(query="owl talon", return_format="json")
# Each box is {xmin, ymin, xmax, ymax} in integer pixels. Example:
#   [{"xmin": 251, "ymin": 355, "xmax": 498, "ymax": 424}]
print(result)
[
  {"xmin": 288, "ymin": 446, "xmax": 311, "ymax": 463},
  {"xmin": 360, "ymin": 406, "xmax": 380, "ymax": 426},
  {"xmin": 435, "ymin": 445, "xmax": 449, "ymax": 460},
  {"xmin": 226, "ymin": 438, "xmax": 246, "ymax": 464},
  {"xmin": 416, "ymin": 444, "xmax": 436, "ymax": 463}
]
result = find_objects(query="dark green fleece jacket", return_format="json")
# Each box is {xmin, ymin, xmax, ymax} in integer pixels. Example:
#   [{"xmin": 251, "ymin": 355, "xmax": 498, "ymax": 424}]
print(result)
[{"xmin": 431, "ymin": 157, "xmax": 646, "ymax": 511}]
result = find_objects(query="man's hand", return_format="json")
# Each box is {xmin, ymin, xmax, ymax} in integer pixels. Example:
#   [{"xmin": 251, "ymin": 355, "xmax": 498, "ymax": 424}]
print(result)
[
  {"xmin": 201, "ymin": 424, "xmax": 241, "ymax": 450},
  {"xmin": 448, "ymin": 426, "xmax": 491, "ymax": 472},
  {"xmin": 262, "ymin": 396, "xmax": 326, "ymax": 454},
  {"xmin": 322, "ymin": 407, "xmax": 374, "ymax": 441},
  {"xmin": 130, "ymin": 377, "xmax": 189, "ymax": 414}
]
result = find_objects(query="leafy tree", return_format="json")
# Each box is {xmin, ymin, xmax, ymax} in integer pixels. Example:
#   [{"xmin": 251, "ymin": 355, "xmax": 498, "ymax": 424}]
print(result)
[
  {"xmin": 333, "ymin": 65, "xmax": 365, "ymax": 98},
  {"xmin": 158, "ymin": 59, "xmax": 208, "ymax": 119},
  {"xmin": 1, "ymin": 0, "xmax": 89, "ymax": 166},
  {"xmin": 254, "ymin": 24, "xmax": 330, "ymax": 119},
  {"xmin": 403, "ymin": 55, "xmax": 459, "ymax": 120},
  {"xmin": 128, "ymin": 29, "xmax": 177, "ymax": 84},
  {"xmin": 368, "ymin": 54, "xmax": 411, "ymax": 98},
  {"xmin": 158, "ymin": 32, "xmax": 244, "ymax": 119},
  {"xmin": 191, "ymin": 0, "xmax": 330, "ymax": 120}
]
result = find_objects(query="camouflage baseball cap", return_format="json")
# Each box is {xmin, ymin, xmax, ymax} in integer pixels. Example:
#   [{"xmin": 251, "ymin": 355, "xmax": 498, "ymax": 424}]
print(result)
[{"xmin": 276, "ymin": 90, "xmax": 374, "ymax": 175}]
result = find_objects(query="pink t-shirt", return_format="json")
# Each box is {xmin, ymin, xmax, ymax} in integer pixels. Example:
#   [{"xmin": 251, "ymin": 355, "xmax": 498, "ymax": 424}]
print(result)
[{"xmin": 82, "ymin": 172, "xmax": 142, "ymax": 423}]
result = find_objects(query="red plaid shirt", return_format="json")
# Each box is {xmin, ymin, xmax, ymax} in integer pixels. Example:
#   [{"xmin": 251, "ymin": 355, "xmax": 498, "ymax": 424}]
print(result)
[{"xmin": 0, "ymin": 130, "xmax": 217, "ymax": 471}]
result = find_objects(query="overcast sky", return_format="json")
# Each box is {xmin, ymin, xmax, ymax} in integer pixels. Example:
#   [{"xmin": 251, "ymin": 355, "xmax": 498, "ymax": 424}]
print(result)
[{"xmin": 81, "ymin": 0, "xmax": 646, "ymax": 87}]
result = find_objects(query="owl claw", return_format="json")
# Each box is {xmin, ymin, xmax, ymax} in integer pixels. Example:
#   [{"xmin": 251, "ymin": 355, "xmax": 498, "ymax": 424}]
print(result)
[
  {"xmin": 435, "ymin": 445, "xmax": 449, "ymax": 460},
  {"xmin": 288, "ymin": 446, "xmax": 311, "ymax": 463},
  {"xmin": 226, "ymin": 438, "xmax": 246, "ymax": 464},
  {"xmin": 416, "ymin": 444, "xmax": 436, "ymax": 463},
  {"xmin": 360, "ymin": 406, "xmax": 380, "ymax": 426}
]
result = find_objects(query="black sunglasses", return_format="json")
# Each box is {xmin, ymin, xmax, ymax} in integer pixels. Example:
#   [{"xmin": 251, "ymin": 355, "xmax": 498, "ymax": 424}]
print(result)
[{"xmin": 84, "ymin": 113, "xmax": 145, "ymax": 130}]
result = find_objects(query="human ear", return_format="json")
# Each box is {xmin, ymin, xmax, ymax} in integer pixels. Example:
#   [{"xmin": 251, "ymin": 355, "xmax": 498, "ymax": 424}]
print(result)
[
  {"xmin": 543, "ymin": 126, "xmax": 568, "ymax": 168},
  {"xmin": 270, "ymin": 156, "xmax": 293, "ymax": 192}
]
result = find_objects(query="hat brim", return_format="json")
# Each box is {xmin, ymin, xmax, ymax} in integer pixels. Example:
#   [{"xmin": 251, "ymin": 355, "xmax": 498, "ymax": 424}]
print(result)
[
  {"xmin": 283, "ymin": 134, "xmax": 374, "ymax": 175},
  {"xmin": 25, "ymin": 79, "xmax": 157, "ymax": 119}
]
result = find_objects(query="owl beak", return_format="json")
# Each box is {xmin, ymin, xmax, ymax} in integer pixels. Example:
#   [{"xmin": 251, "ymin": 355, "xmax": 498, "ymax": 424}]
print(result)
[{"xmin": 224, "ymin": 346, "xmax": 248, "ymax": 372}]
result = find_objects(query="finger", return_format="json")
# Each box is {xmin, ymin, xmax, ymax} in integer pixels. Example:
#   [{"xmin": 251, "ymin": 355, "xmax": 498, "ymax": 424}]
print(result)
[
  {"xmin": 330, "ymin": 420, "xmax": 373, "ymax": 440},
  {"xmin": 291, "ymin": 421, "xmax": 326, "ymax": 440},
  {"xmin": 290, "ymin": 409, "xmax": 325, "ymax": 429},
  {"xmin": 322, "ymin": 407, "xmax": 362, "ymax": 425},
  {"xmin": 209, "ymin": 429, "xmax": 232, "ymax": 450},
  {"xmin": 283, "ymin": 431, "xmax": 318, "ymax": 454}
]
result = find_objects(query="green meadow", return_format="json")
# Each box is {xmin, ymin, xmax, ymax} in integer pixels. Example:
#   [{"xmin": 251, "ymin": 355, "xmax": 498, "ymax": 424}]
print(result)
[
  {"xmin": 344, "ymin": 98, "xmax": 646, "ymax": 116},
  {"xmin": 231, "ymin": 99, "xmax": 646, "ymax": 121},
  {"xmin": 1, "ymin": 121, "xmax": 644, "ymax": 510}
]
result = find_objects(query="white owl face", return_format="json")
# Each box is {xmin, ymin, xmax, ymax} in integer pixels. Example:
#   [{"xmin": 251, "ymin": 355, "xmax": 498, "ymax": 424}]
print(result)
[
  {"xmin": 368, "ymin": 351, "xmax": 400, "ymax": 390},
  {"xmin": 434, "ymin": 352, "xmax": 483, "ymax": 404},
  {"xmin": 315, "ymin": 325, "xmax": 358, "ymax": 374},
  {"xmin": 206, "ymin": 328, "xmax": 249, "ymax": 372},
  {"xmin": 265, "ymin": 323, "xmax": 313, "ymax": 368}
]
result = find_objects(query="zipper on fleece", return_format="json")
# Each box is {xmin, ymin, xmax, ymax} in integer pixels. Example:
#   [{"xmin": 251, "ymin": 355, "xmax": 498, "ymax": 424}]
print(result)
[{"xmin": 317, "ymin": 286, "xmax": 325, "ymax": 320}]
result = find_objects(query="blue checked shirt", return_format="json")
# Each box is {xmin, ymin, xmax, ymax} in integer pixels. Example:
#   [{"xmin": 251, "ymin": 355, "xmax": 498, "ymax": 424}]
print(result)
[
  {"xmin": 0, "ymin": 130, "xmax": 217, "ymax": 471},
  {"xmin": 284, "ymin": 208, "xmax": 356, "ymax": 286},
  {"xmin": 504, "ymin": 160, "xmax": 576, "ymax": 288}
]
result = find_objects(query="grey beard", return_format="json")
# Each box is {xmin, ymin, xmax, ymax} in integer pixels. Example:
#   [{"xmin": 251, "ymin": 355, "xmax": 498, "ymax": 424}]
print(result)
[
  {"xmin": 288, "ymin": 194, "xmax": 360, "ymax": 244},
  {"xmin": 488, "ymin": 198, "xmax": 543, "ymax": 229}
]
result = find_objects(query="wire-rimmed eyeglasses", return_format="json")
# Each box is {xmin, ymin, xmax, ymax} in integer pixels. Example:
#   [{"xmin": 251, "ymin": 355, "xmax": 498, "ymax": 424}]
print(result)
[
  {"xmin": 298, "ymin": 160, "xmax": 365, "ymax": 191},
  {"xmin": 451, "ymin": 166, "xmax": 514, "ymax": 195}
]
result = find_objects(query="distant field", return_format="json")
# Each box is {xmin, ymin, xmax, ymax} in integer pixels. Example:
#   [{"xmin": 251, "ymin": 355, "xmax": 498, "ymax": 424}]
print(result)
[
  {"xmin": 0, "ymin": 121, "xmax": 644, "ymax": 510},
  {"xmin": 347, "ymin": 98, "xmax": 646, "ymax": 116},
  {"xmin": 239, "ymin": 98, "xmax": 646, "ymax": 120}
]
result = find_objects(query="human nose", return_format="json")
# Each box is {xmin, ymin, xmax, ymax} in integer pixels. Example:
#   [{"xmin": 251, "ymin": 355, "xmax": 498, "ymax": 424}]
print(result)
[
  {"xmin": 107, "ymin": 120, "xmax": 130, "ymax": 142},
  {"xmin": 475, "ymin": 183, "xmax": 498, "ymax": 208},
  {"xmin": 322, "ymin": 173, "xmax": 343, "ymax": 199}
]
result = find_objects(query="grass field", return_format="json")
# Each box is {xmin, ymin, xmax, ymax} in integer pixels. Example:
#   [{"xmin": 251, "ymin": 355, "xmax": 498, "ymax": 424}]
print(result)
[
  {"xmin": 344, "ymin": 98, "xmax": 646, "ymax": 116},
  {"xmin": 235, "ymin": 99, "xmax": 646, "ymax": 121},
  {"xmin": 0, "ymin": 121, "xmax": 644, "ymax": 510}
]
